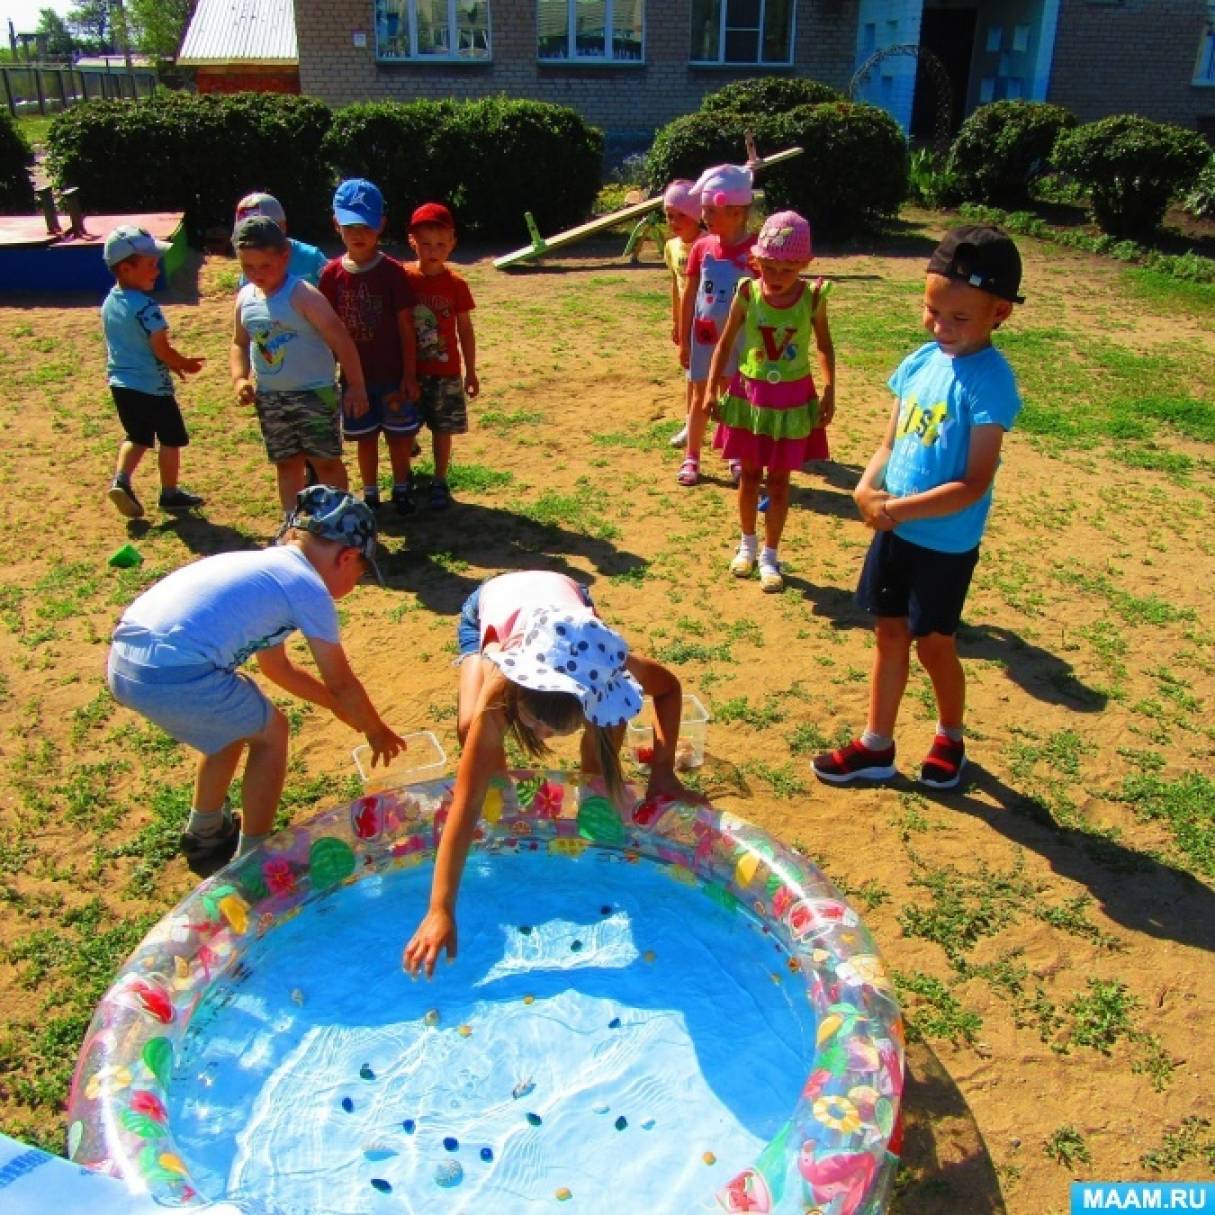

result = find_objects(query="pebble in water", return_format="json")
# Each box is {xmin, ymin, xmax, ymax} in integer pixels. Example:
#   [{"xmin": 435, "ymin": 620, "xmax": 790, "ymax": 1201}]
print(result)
[
  {"xmin": 434, "ymin": 1159, "xmax": 464, "ymax": 1188},
  {"xmin": 363, "ymin": 1145, "xmax": 397, "ymax": 1162},
  {"xmin": 592, "ymin": 1102, "xmax": 609, "ymax": 1115},
  {"xmin": 341, "ymin": 1097, "xmax": 354, "ymax": 1113},
  {"xmin": 642, "ymin": 950, "xmax": 656, "ymax": 964},
  {"xmin": 555, "ymin": 1187, "xmax": 572, "ymax": 1202},
  {"xmin": 570, "ymin": 939, "xmax": 584, "ymax": 953},
  {"xmin": 458, "ymin": 1024, "xmax": 472, "ymax": 1038},
  {"xmin": 522, "ymin": 994, "xmax": 535, "ymax": 1005},
  {"xmin": 443, "ymin": 1136, "xmax": 459, "ymax": 1152},
  {"xmin": 290, "ymin": 988, "xmax": 305, "ymax": 1006},
  {"xmin": 615, "ymin": 1116, "xmax": 628, "ymax": 1131},
  {"xmin": 518, "ymin": 925, "xmax": 533, "ymax": 935},
  {"xmin": 423, "ymin": 1009, "xmax": 441, "ymax": 1027},
  {"xmin": 480, "ymin": 1147, "xmax": 494, "ymax": 1163},
  {"xmin": 511, "ymin": 1077, "xmax": 535, "ymax": 1100},
  {"xmin": 703, "ymin": 1151, "xmax": 716, "ymax": 1166},
  {"xmin": 526, "ymin": 1112, "xmax": 543, "ymax": 1127},
  {"xmin": 402, "ymin": 1119, "xmax": 416, "ymax": 1134},
  {"xmin": 600, "ymin": 905, "xmax": 612, "ymax": 915},
  {"xmin": 370, "ymin": 1178, "xmax": 392, "ymax": 1193},
  {"xmin": 359, "ymin": 1063, "xmax": 375, "ymax": 1081},
  {"xmin": 641, "ymin": 1118, "xmax": 656, "ymax": 1130},
  {"xmin": 608, "ymin": 1017, "xmax": 621, "ymax": 1029}
]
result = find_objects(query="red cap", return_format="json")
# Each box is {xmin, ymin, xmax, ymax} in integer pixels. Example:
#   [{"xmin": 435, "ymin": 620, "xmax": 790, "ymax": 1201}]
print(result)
[{"xmin": 409, "ymin": 202, "xmax": 454, "ymax": 231}]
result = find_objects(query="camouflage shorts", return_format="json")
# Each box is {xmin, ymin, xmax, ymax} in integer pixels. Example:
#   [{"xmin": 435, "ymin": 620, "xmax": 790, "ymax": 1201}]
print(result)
[
  {"xmin": 255, "ymin": 386, "xmax": 342, "ymax": 463},
  {"xmin": 418, "ymin": 375, "xmax": 468, "ymax": 435}
]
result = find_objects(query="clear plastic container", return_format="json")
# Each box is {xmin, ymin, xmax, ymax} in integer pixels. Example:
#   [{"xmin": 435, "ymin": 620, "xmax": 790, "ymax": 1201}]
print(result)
[
  {"xmin": 626, "ymin": 694, "xmax": 709, "ymax": 771},
  {"xmin": 353, "ymin": 730, "xmax": 447, "ymax": 790}
]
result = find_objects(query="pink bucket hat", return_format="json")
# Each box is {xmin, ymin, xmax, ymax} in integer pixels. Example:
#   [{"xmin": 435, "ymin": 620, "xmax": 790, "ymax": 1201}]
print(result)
[
  {"xmin": 662, "ymin": 178, "xmax": 701, "ymax": 221},
  {"xmin": 691, "ymin": 163, "xmax": 754, "ymax": 207},
  {"xmin": 754, "ymin": 210, "xmax": 813, "ymax": 262}
]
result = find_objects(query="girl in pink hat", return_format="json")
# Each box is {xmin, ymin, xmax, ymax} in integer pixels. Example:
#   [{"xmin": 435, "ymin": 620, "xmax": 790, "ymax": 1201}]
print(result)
[
  {"xmin": 661, "ymin": 179, "xmax": 702, "ymax": 448},
  {"xmin": 707, "ymin": 210, "xmax": 836, "ymax": 592}
]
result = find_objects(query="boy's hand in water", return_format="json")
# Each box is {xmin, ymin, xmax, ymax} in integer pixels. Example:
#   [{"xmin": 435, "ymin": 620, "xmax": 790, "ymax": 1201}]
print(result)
[{"xmin": 403, "ymin": 908, "xmax": 457, "ymax": 978}]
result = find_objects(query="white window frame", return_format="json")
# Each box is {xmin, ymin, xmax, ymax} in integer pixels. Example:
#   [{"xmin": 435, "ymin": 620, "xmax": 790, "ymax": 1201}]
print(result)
[
  {"xmin": 375, "ymin": 0, "xmax": 492, "ymax": 63},
  {"xmin": 690, "ymin": 0, "xmax": 796, "ymax": 67},
  {"xmin": 536, "ymin": 0, "xmax": 645, "ymax": 64}
]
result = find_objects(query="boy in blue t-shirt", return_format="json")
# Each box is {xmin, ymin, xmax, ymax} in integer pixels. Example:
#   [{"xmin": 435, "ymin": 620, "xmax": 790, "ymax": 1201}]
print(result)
[
  {"xmin": 814, "ymin": 225, "xmax": 1024, "ymax": 790},
  {"xmin": 101, "ymin": 225, "xmax": 206, "ymax": 518},
  {"xmin": 233, "ymin": 191, "xmax": 329, "ymax": 287}
]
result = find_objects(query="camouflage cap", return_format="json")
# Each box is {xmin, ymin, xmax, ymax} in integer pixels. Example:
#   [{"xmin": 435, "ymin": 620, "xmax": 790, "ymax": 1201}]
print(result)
[{"xmin": 288, "ymin": 485, "xmax": 383, "ymax": 585}]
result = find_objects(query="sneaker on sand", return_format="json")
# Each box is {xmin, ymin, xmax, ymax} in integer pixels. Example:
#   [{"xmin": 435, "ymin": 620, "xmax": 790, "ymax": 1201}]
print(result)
[
  {"xmin": 180, "ymin": 814, "xmax": 240, "ymax": 878},
  {"xmin": 729, "ymin": 544, "xmax": 756, "ymax": 577},
  {"xmin": 363, "ymin": 487, "xmax": 382, "ymax": 511},
  {"xmin": 920, "ymin": 734, "xmax": 967, "ymax": 789},
  {"xmin": 812, "ymin": 738, "xmax": 897, "ymax": 784},
  {"xmin": 108, "ymin": 477, "xmax": 144, "ymax": 519},
  {"xmin": 158, "ymin": 487, "xmax": 204, "ymax": 511},
  {"xmin": 392, "ymin": 481, "xmax": 416, "ymax": 516},
  {"xmin": 669, "ymin": 423, "xmax": 689, "ymax": 447},
  {"xmin": 758, "ymin": 554, "xmax": 784, "ymax": 592},
  {"xmin": 429, "ymin": 479, "xmax": 453, "ymax": 510}
]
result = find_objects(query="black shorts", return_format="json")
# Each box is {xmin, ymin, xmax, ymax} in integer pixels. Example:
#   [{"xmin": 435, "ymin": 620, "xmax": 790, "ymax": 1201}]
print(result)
[
  {"xmin": 856, "ymin": 531, "xmax": 980, "ymax": 637},
  {"xmin": 111, "ymin": 386, "xmax": 189, "ymax": 449}
]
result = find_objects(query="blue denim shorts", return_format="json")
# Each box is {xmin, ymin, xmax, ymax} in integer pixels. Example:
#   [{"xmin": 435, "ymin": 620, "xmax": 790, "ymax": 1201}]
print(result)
[
  {"xmin": 455, "ymin": 580, "xmax": 594, "ymax": 659},
  {"xmin": 342, "ymin": 382, "xmax": 423, "ymax": 440},
  {"xmin": 107, "ymin": 648, "xmax": 272, "ymax": 756}
]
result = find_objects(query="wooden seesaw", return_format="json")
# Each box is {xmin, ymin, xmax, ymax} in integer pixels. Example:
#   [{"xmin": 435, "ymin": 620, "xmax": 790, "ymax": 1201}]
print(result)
[{"xmin": 492, "ymin": 144, "xmax": 804, "ymax": 271}]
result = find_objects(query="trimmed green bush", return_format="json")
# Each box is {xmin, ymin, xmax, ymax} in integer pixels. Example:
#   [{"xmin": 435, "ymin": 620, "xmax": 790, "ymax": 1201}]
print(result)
[
  {"xmin": 321, "ymin": 100, "xmax": 461, "ymax": 237},
  {"xmin": 947, "ymin": 100, "xmax": 1077, "ymax": 208},
  {"xmin": 0, "ymin": 109, "xmax": 34, "ymax": 214},
  {"xmin": 645, "ymin": 102, "xmax": 906, "ymax": 237},
  {"xmin": 700, "ymin": 76, "xmax": 841, "ymax": 116},
  {"xmin": 1182, "ymin": 153, "xmax": 1215, "ymax": 221},
  {"xmin": 1051, "ymin": 114, "xmax": 1209, "ymax": 239},
  {"xmin": 436, "ymin": 97, "xmax": 603, "ymax": 240},
  {"xmin": 45, "ymin": 92, "xmax": 333, "ymax": 238}
]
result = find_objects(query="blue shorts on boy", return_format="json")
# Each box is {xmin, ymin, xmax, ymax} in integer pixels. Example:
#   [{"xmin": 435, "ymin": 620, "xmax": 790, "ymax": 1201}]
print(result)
[
  {"xmin": 107, "ymin": 546, "xmax": 340, "ymax": 755},
  {"xmin": 882, "ymin": 342, "xmax": 1021, "ymax": 553},
  {"xmin": 342, "ymin": 383, "xmax": 422, "ymax": 440},
  {"xmin": 856, "ymin": 531, "xmax": 981, "ymax": 636}
]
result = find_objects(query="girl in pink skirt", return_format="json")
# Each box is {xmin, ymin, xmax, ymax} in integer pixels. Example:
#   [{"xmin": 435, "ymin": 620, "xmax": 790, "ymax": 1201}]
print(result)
[{"xmin": 707, "ymin": 210, "xmax": 835, "ymax": 591}]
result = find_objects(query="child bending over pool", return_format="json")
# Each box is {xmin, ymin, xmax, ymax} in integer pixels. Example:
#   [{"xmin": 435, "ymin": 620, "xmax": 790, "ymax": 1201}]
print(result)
[
  {"xmin": 108, "ymin": 486, "xmax": 405, "ymax": 875},
  {"xmin": 403, "ymin": 570, "xmax": 693, "ymax": 977}
]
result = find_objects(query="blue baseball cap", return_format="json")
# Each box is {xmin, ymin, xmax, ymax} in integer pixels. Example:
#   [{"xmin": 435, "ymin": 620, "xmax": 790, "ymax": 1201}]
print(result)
[
  {"xmin": 287, "ymin": 485, "xmax": 383, "ymax": 585},
  {"xmin": 103, "ymin": 224, "xmax": 171, "ymax": 267},
  {"xmin": 332, "ymin": 178, "xmax": 384, "ymax": 228}
]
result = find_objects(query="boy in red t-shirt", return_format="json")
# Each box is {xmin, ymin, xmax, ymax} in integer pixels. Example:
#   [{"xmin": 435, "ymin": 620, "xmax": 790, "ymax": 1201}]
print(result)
[
  {"xmin": 320, "ymin": 178, "xmax": 420, "ymax": 514},
  {"xmin": 403, "ymin": 202, "xmax": 478, "ymax": 510}
]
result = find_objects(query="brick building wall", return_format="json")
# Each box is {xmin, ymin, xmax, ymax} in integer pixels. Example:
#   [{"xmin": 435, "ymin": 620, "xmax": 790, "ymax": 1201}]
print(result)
[
  {"xmin": 296, "ymin": 0, "xmax": 860, "ymax": 138},
  {"xmin": 1048, "ymin": 0, "xmax": 1213, "ymax": 129}
]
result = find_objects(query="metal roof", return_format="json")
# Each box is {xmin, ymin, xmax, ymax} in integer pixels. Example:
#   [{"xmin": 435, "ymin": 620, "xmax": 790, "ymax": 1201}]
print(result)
[{"xmin": 178, "ymin": 0, "xmax": 298, "ymax": 66}]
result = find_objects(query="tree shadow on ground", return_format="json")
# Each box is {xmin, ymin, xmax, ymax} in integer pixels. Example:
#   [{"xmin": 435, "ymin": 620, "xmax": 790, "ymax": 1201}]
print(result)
[
  {"xmin": 374, "ymin": 498, "xmax": 648, "ymax": 616},
  {"xmin": 892, "ymin": 1038, "xmax": 1007, "ymax": 1214},
  {"xmin": 922, "ymin": 764, "xmax": 1215, "ymax": 954}
]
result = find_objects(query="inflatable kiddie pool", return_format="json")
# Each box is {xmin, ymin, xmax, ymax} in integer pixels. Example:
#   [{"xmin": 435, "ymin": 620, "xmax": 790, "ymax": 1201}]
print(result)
[{"xmin": 68, "ymin": 772, "xmax": 904, "ymax": 1213}]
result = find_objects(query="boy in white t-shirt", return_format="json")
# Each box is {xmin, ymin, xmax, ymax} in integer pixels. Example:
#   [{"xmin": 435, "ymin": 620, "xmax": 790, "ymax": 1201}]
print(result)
[{"xmin": 107, "ymin": 486, "xmax": 404, "ymax": 874}]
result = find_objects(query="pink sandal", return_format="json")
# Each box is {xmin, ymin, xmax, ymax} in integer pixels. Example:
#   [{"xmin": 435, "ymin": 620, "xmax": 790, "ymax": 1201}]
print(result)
[{"xmin": 677, "ymin": 456, "xmax": 700, "ymax": 486}]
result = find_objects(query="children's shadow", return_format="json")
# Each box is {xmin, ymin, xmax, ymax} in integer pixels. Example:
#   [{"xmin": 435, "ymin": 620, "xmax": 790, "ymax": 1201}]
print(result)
[
  {"xmin": 957, "ymin": 622, "xmax": 1108, "ymax": 712},
  {"xmin": 375, "ymin": 498, "xmax": 649, "ymax": 615},
  {"xmin": 893, "ymin": 1037, "xmax": 1007, "ymax": 1213},
  {"xmin": 126, "ymin": 512, "xmax": 260, "ymax": 556},
  {"xmin": 926, "ymin": 764, "xmax": 1215, "ymax": 954}
]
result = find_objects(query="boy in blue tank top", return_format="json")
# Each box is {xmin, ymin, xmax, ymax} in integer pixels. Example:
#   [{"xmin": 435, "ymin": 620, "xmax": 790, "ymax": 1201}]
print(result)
[
  {"xmin": 231, "ymin": 217, "xmax": 366, "ymax": 521},
  {"xmin": 814, "ymin": 225, "xmax": 1024, "ymax": 791}
]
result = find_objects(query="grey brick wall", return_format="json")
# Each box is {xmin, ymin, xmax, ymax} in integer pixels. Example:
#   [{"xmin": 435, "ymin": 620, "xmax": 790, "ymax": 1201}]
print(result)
[
  {"xmin": 1048, "ymin": 0, "xmax": 1214, "ymax": 129},
  {"xmin": 296, "ymin": 0, "xmax": 861, "ymax": 137}
]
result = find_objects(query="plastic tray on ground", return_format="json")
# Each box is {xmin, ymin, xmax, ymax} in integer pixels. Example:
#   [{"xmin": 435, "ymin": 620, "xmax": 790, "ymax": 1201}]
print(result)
[
  {"xmin": 353, "ymin": 730, "xmax": 448, "ymax": 791},
  {"xmin": 626, "ymin": 693, "xmax": 709, "ymax": 771}
]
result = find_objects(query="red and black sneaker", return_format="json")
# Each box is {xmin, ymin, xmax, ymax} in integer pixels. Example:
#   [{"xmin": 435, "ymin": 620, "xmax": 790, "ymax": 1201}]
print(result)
[
  {"xmin": 919, "ymin": 734, "xmax": 967, "ymax": 789},
  {"xmin": 812, "ymin": 738, "xmax": 897, "ymax": 784}
]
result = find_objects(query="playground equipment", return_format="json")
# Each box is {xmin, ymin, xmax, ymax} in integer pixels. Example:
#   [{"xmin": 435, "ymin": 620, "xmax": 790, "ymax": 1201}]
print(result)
[
  {"xmin": 493, "ymin": 144, "xmax": 805, "ymax": 270},
  {"xmin": 0, "ymin": 185, "xmax": 185, "ymax": 293},
  {"xmin": 68, "ymin": 769, "xmax": 903, "ymax": 1212}
]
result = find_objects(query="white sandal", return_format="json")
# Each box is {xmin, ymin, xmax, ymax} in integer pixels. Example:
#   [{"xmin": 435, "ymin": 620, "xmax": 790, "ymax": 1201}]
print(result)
[{"xmin": 677, "ymin": 456, "xmax": 700, "ymax": 486}]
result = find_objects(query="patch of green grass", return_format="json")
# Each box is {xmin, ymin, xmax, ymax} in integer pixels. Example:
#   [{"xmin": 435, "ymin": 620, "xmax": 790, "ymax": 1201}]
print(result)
[
  {"xmin": 1066, "ymin": 978, "xmax": 1138, "ymax": 1054},
  {"xmin": 714, "ymin": 696, "xmax": 785, "ymax": 728},
  {"xmin": 893, "ymin": 969, "xmax": 983, "ymax": 1045},
  {"xmin": 1043, "ymin": 1125, "xmax": 1092, "ymax": 1168},
  {"xmin": 1054, "ymin": 566, "xmax": 1196, "ymax": 627},
  {"xmin": 653, "ymin": 638, "xmax": 732, "ymax": 663},
  {"xmin": 591, "ymin": 420, "xmax": 684, "ymax": 449},
  {"xmin": 1139, "ymin": 1117, "xmax": 1215, "ymax": 1173},
  {"xmin": 478, "ymin": 408, "xmax": 544, "ymax": 432},
  {"xmin": 742, "ymin": 760, "xmax": 807, "ymax": 797},
  {"xmin": 445, "ymin": 463, "xmax": 514, "ymax": 493},
  {"xmin": 511, "ymin": 489, "xmax": 620, "ymax": 541},
  {"xmin": 786, "ymin": 722, "xmax": 831, "ymax": 755},
  {"xmin": 1115, "ymin": 771, "xmax": 1215, "ymax": 878},
  {"xmin": 69, "ymin": 689, "xmax": 115, "ymax": 743},
  {"xmin": 608, "ymin": 561, "xmax": 651, "ymax": 586}
]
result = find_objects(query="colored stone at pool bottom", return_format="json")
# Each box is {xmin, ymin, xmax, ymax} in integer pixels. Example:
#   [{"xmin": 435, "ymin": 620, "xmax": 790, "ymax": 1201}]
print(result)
[
  {"xmin": 480, "ymin": 1147, "xmax": 494, "ymax": 1162},
  {"xmin": 435, "ymin": 1159, "xmax": 463, "ymax": 1188},
  {"xmin": 526, "ymin": 1112, "xmax": 543, "ymax": 1127},
  {"xmin": 443, "ymin": 1136, "xmax": 459, "ymax": 1152},
  {"xmin": 370, "ymin": 1178, "xmax": 391, "ymax": 1193}
]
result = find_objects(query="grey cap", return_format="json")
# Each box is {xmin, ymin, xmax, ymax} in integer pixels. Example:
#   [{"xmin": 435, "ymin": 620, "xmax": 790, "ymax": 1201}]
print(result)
[
  {"xmin": 233, "ymin": 215, "xmax": 289, "ymax": 251},
  {"xmin": 104, "ymin": 224, "xmax": 171, "ymax": 267},
  {"xmin": 234, "ymin": 191, "xmax": 286, "ymax": 231}
]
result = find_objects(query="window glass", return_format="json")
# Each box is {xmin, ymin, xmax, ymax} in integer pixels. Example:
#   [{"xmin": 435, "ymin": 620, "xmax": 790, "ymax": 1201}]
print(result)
[
  {"xmin": 376, "ymin": 0, "xmax": 490, "ymax": 59},
  {"xmin": 690, "ymin": 0, "xmax": 791, "ymax": 64},
  {"xmin": 538, "ymin": 0, "xmax": 643, "ymax": 60}
]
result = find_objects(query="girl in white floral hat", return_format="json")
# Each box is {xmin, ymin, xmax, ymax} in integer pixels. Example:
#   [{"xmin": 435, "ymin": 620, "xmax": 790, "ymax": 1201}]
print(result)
[
  {"xmin": 707, "ymin": 209, "xmax": 835, "ymax": 592},
  {"xmin": 403, "ymin": 570, "xmax": 694, "ymax": 977}
]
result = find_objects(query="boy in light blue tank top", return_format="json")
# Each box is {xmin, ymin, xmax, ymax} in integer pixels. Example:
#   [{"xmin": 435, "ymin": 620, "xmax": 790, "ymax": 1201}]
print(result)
[
  {"xmin": 231, "ymin": 217, "xmax": 366, "ymax": 520},
  {"xmin": 813, "ymin": 225, "xmax": 1025, "ymax": 792}
]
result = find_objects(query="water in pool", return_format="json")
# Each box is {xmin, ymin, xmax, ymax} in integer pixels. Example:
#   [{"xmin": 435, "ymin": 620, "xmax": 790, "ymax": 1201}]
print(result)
[{"xmin": 170, "ymin": 849, "xmax": 815, "ymax": 1213}]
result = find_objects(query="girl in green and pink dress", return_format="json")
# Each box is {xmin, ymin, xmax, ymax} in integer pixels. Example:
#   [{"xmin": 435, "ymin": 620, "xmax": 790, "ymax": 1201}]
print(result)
[{"xmin": 708, "ymin": 211, "xmax": 836, "ymax": 593}]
